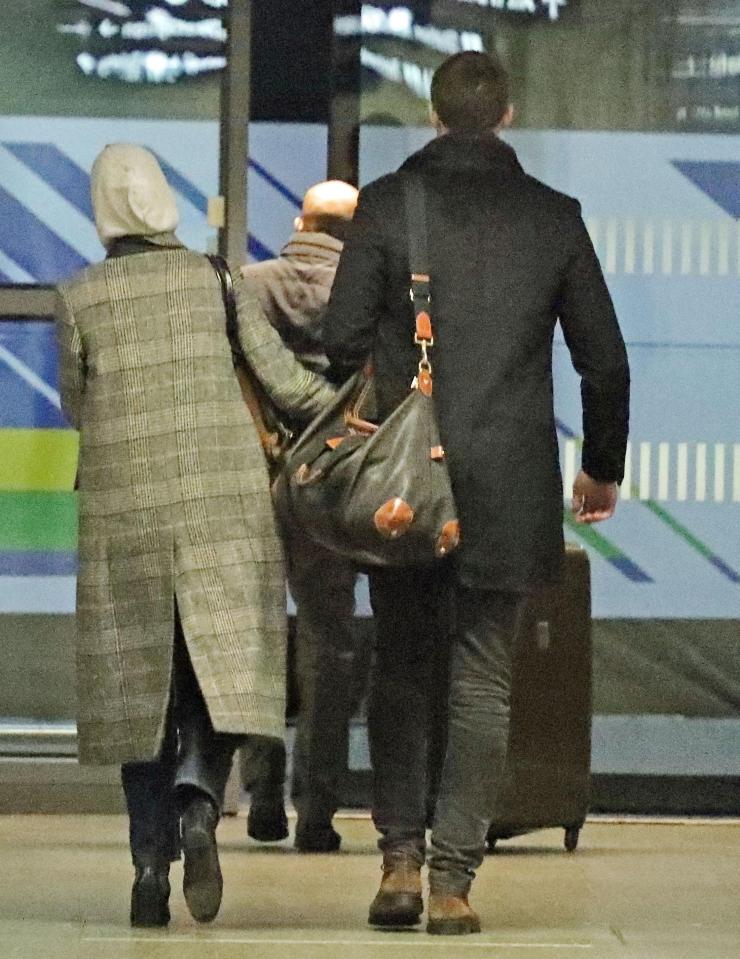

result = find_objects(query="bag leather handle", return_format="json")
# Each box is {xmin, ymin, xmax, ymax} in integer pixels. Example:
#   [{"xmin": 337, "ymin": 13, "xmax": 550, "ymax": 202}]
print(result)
[
  {"xmin": 345, "ymin": 414, "xmax": 378, "ymax": 435},
  {"xmin": 207, "ymin": 254, "xmax": 282, "ymax": 454}
]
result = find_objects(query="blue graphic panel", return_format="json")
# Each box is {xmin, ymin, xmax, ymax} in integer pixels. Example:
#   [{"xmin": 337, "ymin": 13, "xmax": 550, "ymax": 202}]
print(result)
[
  {"xmin": 361, "ymin": 128, "xmax": 740, "ymax": 617},
  {"xmin": 1, "ymin": 124, "xmax": 738, "ymax": 618},
  {"xmin": 3, "ymin": 143, "xmax": 95, "ymax": 220},
  {"xmin": 0, "ymin": 119, "xmax": 329, "ymax": 283},
  {"xmin": 0, "ymin": 185, "xmax": 88, "ymax": 282},
  {"xmin": 0, "ymin": 551, "xmax": 77, "ymax": 576},
  {"xmin": 672, "ymin": 161, "xmax": 740, "ymax": 218},
  {"xmin": 0, "ymin": 321, "xmax": 66, "ymax": 429}
]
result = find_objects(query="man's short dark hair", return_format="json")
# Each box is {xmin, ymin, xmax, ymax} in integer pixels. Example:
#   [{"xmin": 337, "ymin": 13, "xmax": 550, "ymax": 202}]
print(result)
[{"xmin": 430, "ymin": 52, "xmax": 510, "ymax": 133}]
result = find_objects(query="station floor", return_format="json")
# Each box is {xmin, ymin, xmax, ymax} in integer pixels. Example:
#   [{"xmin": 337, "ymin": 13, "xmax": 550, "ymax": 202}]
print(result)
[{"xmin": 1, "ymin": 813, "xmax": 738, "ymax": 959}]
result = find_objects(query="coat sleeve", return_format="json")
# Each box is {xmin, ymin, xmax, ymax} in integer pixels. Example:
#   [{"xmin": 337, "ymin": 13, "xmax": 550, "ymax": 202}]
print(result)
[
  {"xmin": 55, "ymin": 286, "xmax": 85, "ymax": 430},
  {"xmin": 233, "ymin": 272, "xmax": 336, "ymax": 418},
  {"xmin": 557, "ymin": 205, "xmax": 630, "ymax": 484},
  {"xmin": 323, "ymin": 185, "xmax": 388, "ymax": 381}
]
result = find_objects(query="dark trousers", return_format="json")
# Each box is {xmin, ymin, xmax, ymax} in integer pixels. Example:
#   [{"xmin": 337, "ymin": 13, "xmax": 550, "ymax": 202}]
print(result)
[
  {"xmin": 368, "ymin": 565, "xmax": 525, "ymax": 891},
  {"xmin": 121, "ymin": 613, "xmax": 244, "ymax": 864},
  {"xmin": 241, "ymin": 526, "xmax": 360, "ymax": 826}
]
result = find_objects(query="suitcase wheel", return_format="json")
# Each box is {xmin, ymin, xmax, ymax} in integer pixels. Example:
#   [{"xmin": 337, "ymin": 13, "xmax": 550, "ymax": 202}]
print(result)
[{"xmin": 564, "ymin": 826, "xmax": 580, "ymax": 852}]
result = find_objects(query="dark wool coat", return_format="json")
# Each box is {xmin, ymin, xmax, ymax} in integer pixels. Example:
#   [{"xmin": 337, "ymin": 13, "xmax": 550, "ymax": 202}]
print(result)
[
  {"xmin": 324, "ymin": 133, "xmax": 630, "ymax": 592},
  {"xmin": 56, "ymin": 237, "xmax": 336, "ymax": 765}
]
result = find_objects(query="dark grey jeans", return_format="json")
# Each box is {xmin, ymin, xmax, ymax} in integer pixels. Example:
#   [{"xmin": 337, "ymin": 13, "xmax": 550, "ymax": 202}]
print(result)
[
  {"xmin": 241, "ymin": 526, "xmax": 360, "ymax": 826},
  {"xmin": 368, "ymin": 565, "xmax": 525, "ymax": 892},
  {"xmin": 121, "ymin": 613, "xmax": 244, "ymax": 864}
]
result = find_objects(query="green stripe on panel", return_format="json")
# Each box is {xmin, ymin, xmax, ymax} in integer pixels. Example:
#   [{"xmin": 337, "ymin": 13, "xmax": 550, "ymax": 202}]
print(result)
[{"xmin": 0, "ymin": 492, "xmax": 77, "ymax": 550}]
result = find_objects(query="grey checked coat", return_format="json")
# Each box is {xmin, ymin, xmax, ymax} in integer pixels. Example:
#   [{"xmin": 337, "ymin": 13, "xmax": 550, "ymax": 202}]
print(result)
[{"xmin": 56, "ymin": 236, "xmax": 336, "ymax": 766}]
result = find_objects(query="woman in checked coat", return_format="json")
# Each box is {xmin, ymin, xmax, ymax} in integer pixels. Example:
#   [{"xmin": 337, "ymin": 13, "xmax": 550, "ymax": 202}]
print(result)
[{"xmin": 56, "ymin": 144, "xmax": 336, "ymax": 928}]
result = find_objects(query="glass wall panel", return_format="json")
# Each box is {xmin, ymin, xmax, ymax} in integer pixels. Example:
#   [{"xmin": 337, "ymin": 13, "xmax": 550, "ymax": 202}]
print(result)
[
  {"xmin": 0, "ymin": 1, "xmax": 226, "ymax": 286},
  {"xmin": 342, "ymin": 0, "xmax": 740, "ymax": 786},
  {"xmin": 0, "ymin": 3, "xmax": 332, "ymax": 756},
  {"xmin": 0, "ymin": 316, "xmax": 77, "ymax": 737},
  {"xmin": 0, "ymin": 1, "xmax": 225, "ymax": 749}
]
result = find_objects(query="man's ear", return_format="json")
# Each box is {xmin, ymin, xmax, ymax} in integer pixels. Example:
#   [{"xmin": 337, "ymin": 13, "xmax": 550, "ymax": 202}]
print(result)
[
  {"xmin": 499, "ymin": 104, "xmax": 515, "ymax": 130},
  {"xmin": 294, "ymin": 216, "xmax": 304, "ymax": 232},
  {"xmin": 430, "ymin": 107, "xmax": 446, "ymax": 136}
]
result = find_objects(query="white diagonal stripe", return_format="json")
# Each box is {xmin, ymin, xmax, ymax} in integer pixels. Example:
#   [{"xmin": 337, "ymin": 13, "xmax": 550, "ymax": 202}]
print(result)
[
  {"xmin": 676, "ymin": 443, "xmax": 688, "ymax": 502},
  {"xmin": 699, "ymin": 221, "xmax": 711, "ymax": 276},
  {"xmin": 620, "ymin": 441, "xmax": 632, "ymax": 500},
  {"xmin": 585, "ymin": 216, "xmax": 599, "ymax": 251},
  {"xmin": 714, "ymin": 443, "xmax": 725, "ymax": 503},
  {"xmin": 564, "ymin": 437, "xmax": 740, "ymax": 503},
  {"xmin": 0, "ymin": 248, "xmax": 35, "ymax": 283},
  {"xmin": 717, "ymin": 221, "xmax": 729, "ymax": 276},
  {"xmin": 661, "ymin": 220, "xmax": 673, "ymax": 275},
  {"xmin": 605, "ymin": 218, "xmax": 618, "ymax": 275},
  {"xmin": 642, "ymin": 219, "xmax": 654, "ymax": 274},
  {"xmin": 564, "ymin": 439, "xmax": 577, "ymax": 501},
  {"xmin": 695, "ymin": 443, "xmax": 707, "ymax": 502},
  {"xmin": 657, "ymin": 442, "xmax": 670, "ymax": 501},
  {"xmin": 0, "ymin": 145, "xmax": 100, "ymax": 264},
  {"xmin": 619, "ymin": 441, "xmax": 632, "ymax": 499},
  {"xmin": 624, "ymin": 217, "xmax": 636, "ymax": 274},
  {"xmin": 680, "ymin": 221, "xmax": 692, "ymax": 275},
  {"xmin": 639, "ymin": 442, "xmax": 651, "ymax": 500},
  {"xmin": 0, "ymin": 343, "xmax": 61, "ymax": 409}
]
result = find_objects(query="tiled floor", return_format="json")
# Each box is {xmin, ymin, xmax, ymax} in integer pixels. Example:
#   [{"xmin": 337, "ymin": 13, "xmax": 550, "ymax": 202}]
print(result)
[{"xmin": 1, "ymin": 814, "xmax": 738, "ymax": 958}]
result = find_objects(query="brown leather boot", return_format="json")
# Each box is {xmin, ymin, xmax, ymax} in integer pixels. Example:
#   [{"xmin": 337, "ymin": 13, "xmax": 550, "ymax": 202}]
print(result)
[
  {"xmin": 427, "ymin": 891, "xmax": 481, "ymax": 935},
  {"xmin": 368, "ymin": 850, "xmax": 424, "ymax": 927}
]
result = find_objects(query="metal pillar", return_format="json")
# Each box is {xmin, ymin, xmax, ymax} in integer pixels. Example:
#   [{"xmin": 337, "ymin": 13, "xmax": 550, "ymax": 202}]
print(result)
[
  {"xmin": 219, "ymin": 0, "xmax": 252, "ymax": 263},
  {"xmin": 327, "ymin": 0, "xmax": 362, "ymax": 185}
]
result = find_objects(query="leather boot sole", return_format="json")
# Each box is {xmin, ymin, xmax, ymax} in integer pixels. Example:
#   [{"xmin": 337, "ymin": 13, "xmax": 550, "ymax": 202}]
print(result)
[
  {"xmin": 427, "ymin": 915, "xmax": 481, "ymax": 936},
  {"xmin": 182, "ymin": 824, "xmax": 223, "ymax": 923},
  {"xmin": 368, "ymin": 892, "xmax": 423, "ymax": 927}
]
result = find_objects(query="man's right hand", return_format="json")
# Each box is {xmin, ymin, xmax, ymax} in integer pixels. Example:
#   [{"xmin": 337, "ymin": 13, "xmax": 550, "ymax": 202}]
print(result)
[{"xmin": 571, "ymin": 470, "xmax": 618, "ymax": 524}]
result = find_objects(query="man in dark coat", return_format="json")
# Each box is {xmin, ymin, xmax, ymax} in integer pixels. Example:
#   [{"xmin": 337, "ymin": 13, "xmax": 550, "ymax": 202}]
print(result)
[
  {"xmin": 240, "ymin": 181, "xmax": 363, "ymax": 852},
  {"xmin": 323, "ymin": 52, "xmax": 629, "ymax": 935}
]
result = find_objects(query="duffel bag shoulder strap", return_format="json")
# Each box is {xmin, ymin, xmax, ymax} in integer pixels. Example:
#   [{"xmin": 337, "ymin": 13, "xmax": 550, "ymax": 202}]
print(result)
[
  {"xmin": 404, "ymin": 177, "xmax": 434, "ymax": 398},
  {"xmin": 207, "ymin": 254, "xmax": 284, "ymax": 459}
]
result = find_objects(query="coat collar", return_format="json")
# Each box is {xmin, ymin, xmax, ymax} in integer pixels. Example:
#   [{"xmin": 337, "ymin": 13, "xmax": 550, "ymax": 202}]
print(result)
[
  {"xmin": 400, "ymin": 132, "xmax": 523, "ymax": 178},
  {"xmin": 106, "ymin": 231, "xmax": 184, "ymax": 258},
  {"xmin": 280, "ymin": 231, "xmax": 343, "ymax": 262}
]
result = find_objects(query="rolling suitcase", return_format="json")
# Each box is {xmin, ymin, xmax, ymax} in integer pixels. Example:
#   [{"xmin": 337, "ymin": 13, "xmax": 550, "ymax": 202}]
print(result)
[{"xmin": 486, "ymin": 543, "xmax": 592, "ymax": 852}]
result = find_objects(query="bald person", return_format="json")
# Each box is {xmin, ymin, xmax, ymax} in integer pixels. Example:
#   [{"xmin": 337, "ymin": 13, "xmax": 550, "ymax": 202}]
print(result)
[
  {"xmin": 240, "ymin": 181, "xmax": 361, "ymax": 852},
  {"xmin": 243, "ymin": 181, "xmax": 359, "ymax": 374}
]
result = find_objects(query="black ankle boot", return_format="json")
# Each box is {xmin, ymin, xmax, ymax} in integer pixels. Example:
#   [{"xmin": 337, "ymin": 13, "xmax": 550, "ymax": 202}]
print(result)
[
  {"xmin": 180, "ymin": 793, "xmax": 222, "ymax": 923},
  {"xmin": 247, "ymin": 792, "xmax": 289, "ymax": 843},
  {"xmin": 294, "ymin": 820, "xmax": 341, "ymax": 853},
  {"xmin": 130, "ymin": 859, "xmax": 171, "ymax": 928}
]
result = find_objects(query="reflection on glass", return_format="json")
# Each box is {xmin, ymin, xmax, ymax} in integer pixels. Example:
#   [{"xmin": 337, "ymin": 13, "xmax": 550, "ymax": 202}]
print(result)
[
  {"xmin": 0, "ymin": 1, "xmax": 227, "ymax": 117},
  {"xmin": 339, "ymin": 0, "xmax": 739, "ymax": 133},
  {"xmin": 347, "ymin": 1, "xmax": 740, "ymax": 762},
  {"xmin": 0, "ymin": 1, "xmax": 226, "ymax": 286},
  {"xmin": 56, "ymin": 0, "xmax": 228, "ymax": 85}
]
